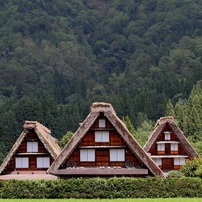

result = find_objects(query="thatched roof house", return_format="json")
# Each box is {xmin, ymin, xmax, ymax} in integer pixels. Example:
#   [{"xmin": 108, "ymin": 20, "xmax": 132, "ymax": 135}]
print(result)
[
  {"xmin": 0, "ymin": 121, "xmax": 61, "ymax": 175},
  {"xmin": 144, "ymin": 116, "xmax": 199, "ymax": 171},
  {"xmin": 48, "ymin": 102, "xmax": 164, "ymax": 178}
]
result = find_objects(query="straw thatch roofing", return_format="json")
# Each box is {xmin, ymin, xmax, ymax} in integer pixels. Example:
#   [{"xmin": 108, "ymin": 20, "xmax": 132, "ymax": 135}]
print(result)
[
  {"xmin": 144, "ymin": 116, "xmax": 199, "ymax": 158},
  {"xmin": 0, "ymin": 121, "xmax": 61, "ymax": 174},
  {"xmin": 48, "ymin": 102, "xmax": 164, "ymax": 177}
]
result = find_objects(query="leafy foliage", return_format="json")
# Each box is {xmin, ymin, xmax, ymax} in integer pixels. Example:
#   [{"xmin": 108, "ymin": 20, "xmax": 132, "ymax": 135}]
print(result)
[
  {"xmin": 0, "ymin": 0, "xmax": 202, "ymax": 160},
  {"xmin": 59, "ymin": 131, "xmax": 74, "ymax": 149},
  {"xmin": 167, "ymin": 170, "xmax": 185, "ymax": 178},
  {"xmin": 0, "ymin": 178, "xmax": 202, "ymax": 198},
  {"xmin": 180, "ymin": 158, "xmax": 202, "ymax": 177}
]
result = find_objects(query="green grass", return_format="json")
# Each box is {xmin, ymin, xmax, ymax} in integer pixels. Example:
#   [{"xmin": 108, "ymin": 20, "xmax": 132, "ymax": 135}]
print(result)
[{"xmin": 1, "ymin": 199, "xmax": 202, "ymax": 202}]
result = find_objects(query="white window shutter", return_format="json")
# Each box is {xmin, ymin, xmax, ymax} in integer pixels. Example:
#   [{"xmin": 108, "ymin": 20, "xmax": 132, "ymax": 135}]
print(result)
[
  {"xmin": 27, "ymin": 142, "xmax": 32, "ymax": 152},
  {"xmin": 157, "ymin": 144, "xmax": 165, "ymax": 151},
  {"xmin": 102, "ymin": 131, "xmax": 109, "ymax": 142},
  {"xmin": 95, "ymin": 131, "xmax": 102, "ymax": 142},
  {"xmin": 16, "ymin": 157, "xmax": 29, "ymax": 168},
  {"xmin": 117, "ymin": 149, "xmax": 125, "ymax": 161},
  {"xmin": 110, "ymin": 149, "xmax": 117, "ymax": 161},
  {"xmin": 37, "ymin": 157, "xmax": 43, "ymax": 168},
  {"xmin": 27, "ymin": 142, "xmax": 38, "ymax": 152},
  {"xmin": 80, "ymin": 149, "xmax": 88, "ymax": 161},
  {"xmin": 99, "ymin": 119, "xmax": 106, "ymax": 128},
  {"xmin": 32, "ymin": 142, "xmax": 38, "ymax": 152},
  {"xmin": 110, "ymin": 149, "xmax": 125, "ymax": 161},
  {"xmin": 43, "ymin": 157, "xmax": 50, "ymax": 167},
  {"xmin": 37, "ymin": 157, "xmax": 50, "ymax": 168},
  {"xmin": 16, "ymin": 158, "xmax": 21, "ymax": 168},
  {"xmin": 88, "ymin": 149, "xmax": 95, "ymax": 161},
  {"xmin": 23, "ymin": 158, "xmax": 29, "ymax": 168}
]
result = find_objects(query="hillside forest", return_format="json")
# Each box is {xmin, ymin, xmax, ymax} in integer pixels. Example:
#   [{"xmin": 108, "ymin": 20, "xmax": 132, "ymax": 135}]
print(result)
[{"xmin": 1, "ymin": 0, "xmax": 202, "ymax": 163}]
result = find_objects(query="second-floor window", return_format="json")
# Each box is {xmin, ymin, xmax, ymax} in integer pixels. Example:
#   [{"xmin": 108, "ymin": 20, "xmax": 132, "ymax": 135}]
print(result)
[
  {"xmin": 95, "ymin": 131, "xmax": 109, "ymax": 142},
  {"xmin": 171, "ymin": 143, "xmax": 178, "ymax": 151},
  {"xmin": 157, "ymin": 143, "xmax": 165, "ymax": 151},
  {"xmin": 27, "ymin": 142, "xmax": 38, "ymax": 152}
]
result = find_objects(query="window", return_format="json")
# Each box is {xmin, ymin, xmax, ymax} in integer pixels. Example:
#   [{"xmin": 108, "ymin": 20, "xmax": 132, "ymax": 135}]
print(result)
[
  {"xmin": 95, "ymin": 131, "xmax": 109, "ymax": 142},
  {"xmin": 98, "ymin": 119, "xmax": 106, "ymax": 128},
  {"xmin": 157, "ymin": 143, "xmax": 165, "ymax": 151},
  {"xmin": 37, "ymin": 157, "xmax": 50, "ymax": 168},
  {"xmin": 174, "ymin": 158, "xmax": 185, "ymax": 165},
  {"xmin": 16, "ymin": 157, "xmax": 29, "ymax": 168},
  {"xmin": 171, "ymin": 143, "xmax": 178, "ymax": 151},
  {"xmin": 164, "ymin": 131, "xmax": 171, "ymax": 140},
  {"xmin": 80, "ymin": 149, "xmax": 95, "ymax": 161},
  {"xmin": 27, "ymin": 142, "xmax": 38, "ymax": 152},
  {"xmin": 153, "ymin": 158, "xmax": 162, "ymax": 166},
  {"xmin": 110, "ymin": 149, "xmax": 125, "ymax": 161}
]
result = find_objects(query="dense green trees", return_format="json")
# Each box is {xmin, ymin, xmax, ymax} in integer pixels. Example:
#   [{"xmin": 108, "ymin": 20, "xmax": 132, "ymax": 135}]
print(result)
[{"xmin": 0, "ymin": 0, "xmax": 202, "ymax": 162}]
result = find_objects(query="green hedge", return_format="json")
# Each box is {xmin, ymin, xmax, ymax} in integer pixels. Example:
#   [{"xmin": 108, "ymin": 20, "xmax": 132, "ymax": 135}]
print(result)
[{"xmin": 0, "ymin": 177, "xmax": 202, "ymax": 198}]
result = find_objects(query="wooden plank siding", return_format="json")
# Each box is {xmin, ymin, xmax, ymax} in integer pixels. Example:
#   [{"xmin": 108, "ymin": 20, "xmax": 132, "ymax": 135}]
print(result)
[
  {"xmin": 144, "ymin": 117, "xmax": 199, "ymax": 172},
  {"xmin": 61, "ymin": 114, "xmax": 146, "ymax": 169},
  {"xmin": 4, "ymin": 130, "xmax": 54, "ymax": 172}
]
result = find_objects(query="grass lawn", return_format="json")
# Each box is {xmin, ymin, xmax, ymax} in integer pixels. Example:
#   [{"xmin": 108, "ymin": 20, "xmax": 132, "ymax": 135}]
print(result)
[{"xmin": 0, "ymin": 199, "xmax": 202, "ymax": 202}]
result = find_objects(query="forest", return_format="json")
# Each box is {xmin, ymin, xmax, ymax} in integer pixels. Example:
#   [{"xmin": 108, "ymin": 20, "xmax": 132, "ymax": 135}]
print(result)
[{"xmin": 1, "ymin": 0, "xmax": 202, "ymax": 163}]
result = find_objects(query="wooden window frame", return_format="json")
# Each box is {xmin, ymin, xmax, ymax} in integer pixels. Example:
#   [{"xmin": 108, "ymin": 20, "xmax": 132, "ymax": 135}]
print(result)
[
  {"xmin": 171, "ymin": 143, "xmax": 178, "ymax": 151},
  {"xmin": 37, "ymin": 157, "xmax": 50, "ymax": 168},
  {"xmin": 80, "ymin": 149, "xmax": 95, "ymax": 162},
  {"xmin": 110, "ymin": 149, "xmax": 125, "ymax": 161},
  {"xmin": 27, "ymin": 142, "xmax": 38, "ymax": 153},
  {"xmin": 98, "ymin": 119, "xmax": 106, "ymax": 128},
  {"xmin": 15, "ymin": 157, "xmax": 29, "ymax": 168},
  {"xmin": 95, "ymin": 131, "xmax": 109, "ymax": 142},
  {"xmin": 174, "ymin": 157, "xmax": 185, "ymax": 165},
  {"xmin": 164, "ymin": 131, "xmax": 171, "ymax": 140},
  {"xmin": 153, "ymin": 158, "xmax": 162, "ymax": 166},
  {"xmin": 157, "ymin": 143, "xmax": 165, "ymax": 151}
]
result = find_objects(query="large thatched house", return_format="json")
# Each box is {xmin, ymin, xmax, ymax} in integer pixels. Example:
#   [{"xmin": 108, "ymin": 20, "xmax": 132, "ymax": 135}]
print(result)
[
  {"xmin": 144, "ymin": 116, "xmax": 199, "ymax": 171},
  {"xmin": 48, "ymin": 102, "xmax": 164, "ymax": 178}
]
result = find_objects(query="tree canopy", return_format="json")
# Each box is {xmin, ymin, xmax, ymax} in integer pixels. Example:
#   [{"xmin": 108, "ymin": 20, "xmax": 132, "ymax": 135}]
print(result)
[{"xmin": 0, "ymin": 0, "xmax": 202, "ymax": 162}]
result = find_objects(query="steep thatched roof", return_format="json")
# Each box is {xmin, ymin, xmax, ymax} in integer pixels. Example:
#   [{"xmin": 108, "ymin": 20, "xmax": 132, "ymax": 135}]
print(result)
[
  {"xmin": 0, "ymin": 121, "xmax": 61, "ymax": 174},
  {"xmin": 48, "ymin": 102, "xmax": 164, "ymax": 177},
  {"xmin": 144, "ymin": 116, "xmax": 199, "ymax": 158}
]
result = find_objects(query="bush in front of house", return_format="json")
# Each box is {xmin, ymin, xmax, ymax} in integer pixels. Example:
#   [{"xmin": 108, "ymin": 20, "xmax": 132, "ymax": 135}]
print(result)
[
  {"xmin": 167, "ymin": 170, "xmax": 185, "ymax": 178},
  {"xmin": 0, "ymin": 177, "xmax": 202, "ymax": 198},
  {"xmin": 180, "ymin": 158, "xmax": 202, "ymax": 177}
]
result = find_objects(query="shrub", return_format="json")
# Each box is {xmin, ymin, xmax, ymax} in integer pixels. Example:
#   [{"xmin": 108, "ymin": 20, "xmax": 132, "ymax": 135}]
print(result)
[
  {"xmin": 0, "ymin": 177, "xmax": 202, "ymax": 198},
  {"xmin": 167, "ymin": 170, "xmax": 184, "ymax": 178},
  {"xmin": 180, "ymin": 158, "xmax": 202, "ymax": 177}
]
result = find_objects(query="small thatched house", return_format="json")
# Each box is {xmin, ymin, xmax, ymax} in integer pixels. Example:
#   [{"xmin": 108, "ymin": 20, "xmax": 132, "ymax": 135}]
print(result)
[
  {"xmin": 0, "ymin": 121, "xmax": 61, "ymax": 175},
  {"xmin": 144, "ymin": 116, "xmax": 199, "ymax": 171},
  {"xmin": 48, "ymin": 102, "xmax": 164, "ymax": 178}
]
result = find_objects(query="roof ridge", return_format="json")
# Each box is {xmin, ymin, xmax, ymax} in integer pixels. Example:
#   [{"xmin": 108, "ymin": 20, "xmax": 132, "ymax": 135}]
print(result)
[
  {"xmin": 24, "ymin": 120, "xmax": 51, "ymax": 134},
  {"xmin": 91, "ymin": 102, "xmax": 115, "ymax": 113}
]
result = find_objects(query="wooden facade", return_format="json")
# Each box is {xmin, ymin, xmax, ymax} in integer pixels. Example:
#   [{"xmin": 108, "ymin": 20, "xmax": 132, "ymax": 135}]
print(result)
[
  {"xmin": 144, "ymin": 117, "xmax": 199, "ymax": 171},
  {"xmin": 48, "ymin": 102, "xmax": 164, "ymax": 178},
  {"xmin": 62, "ymin": 113, "xmax": 143, "ymax": 168},
  {"xmin": 0, "ymin": 121, "xmax": 61, "ymax": 174}
]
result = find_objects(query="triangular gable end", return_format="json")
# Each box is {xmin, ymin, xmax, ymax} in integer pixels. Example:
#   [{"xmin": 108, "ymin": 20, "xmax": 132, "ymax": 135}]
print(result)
[
  {"xmin": 144, "ymin": 116, "xmax": 199, "ymax": 171},
  {"xmin": 0, "ymin": 121, "xmax": 61, "ymax": 174},
  {"xmin": 48, "ymin": 102, "xmax": 164, "ymax": 177}
]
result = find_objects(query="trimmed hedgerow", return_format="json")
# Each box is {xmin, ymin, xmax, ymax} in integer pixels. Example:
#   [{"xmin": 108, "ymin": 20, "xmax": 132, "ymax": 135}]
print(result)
[{"xmin": 0, "ymin": 177, "xmax": 202, "ymax": 198}]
